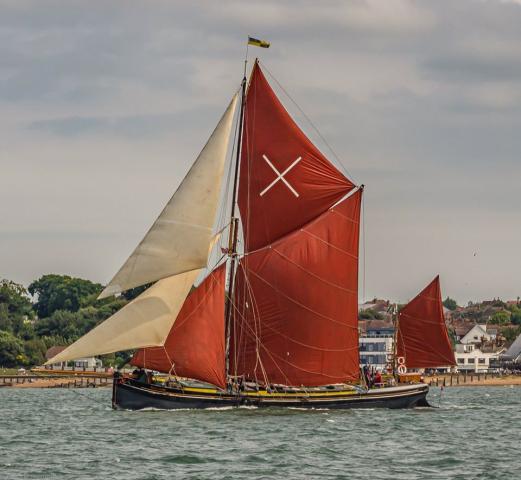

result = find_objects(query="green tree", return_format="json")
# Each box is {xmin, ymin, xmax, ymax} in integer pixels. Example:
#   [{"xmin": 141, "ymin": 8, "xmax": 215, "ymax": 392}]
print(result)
[
  {"xmin": 0, "ymin": 330, "xmax": 24, "ymax": 367},
  {"xmin": 34, "ymin": 310, "xmax": 80, "ymax": 340},
  {"xmin": 500, "ymin": 326, "xmax": 521, "ymax": 342},
  {"xmin": 0, "ymin": 280, "xmax": 34, "ymax": 334},
  {"xmin": 490, "ymin": 311, "xmax": 510, "ymax": 325},
  {"xmin": 39, "ymin": 335, "xmax": 69, "ymax": 350},
  {"xmin": 28, "ymin": 274, "xmax": 103, "ymax": 318},
  {"xmin": 506, "ymin": 304, "xmax": 521, "ymax": 324},
  {"xmin": 510, "ymin": 307, "xmax": 521, "ymax": 326},
  {"xmin": 448, "ymin": 328, "xmax": 457, "ymax": 347},
  {"xmin": 358, "ymin": 309, "xmax": 383, "ymax": 320},
  {"xmin": 23, "ymin": 338, "xmax": 47, "ymax": 366},
  {"xmin": 491, "ymin": 298, "xmax": 506, "ymax": 308},
  {"xmin": 443, "ymin": 297, "xmax": 458, "ymax": 311},
  {"xmin": 34, "ymin": 298, "xmax": 128, "ymax": 342},
  {"xmin": 121, "ymin": 283, "xmax": 152, "ymax": 301},
  {"xmin": 17, "ymin": 322, "xmax": 36, "ymax": 341}
]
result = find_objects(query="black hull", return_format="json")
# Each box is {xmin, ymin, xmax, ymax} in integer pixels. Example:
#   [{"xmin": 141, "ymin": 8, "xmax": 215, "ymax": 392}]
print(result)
[{"xmin": 112, "ymin": 378, "xmax": 430, "ymax": 411}]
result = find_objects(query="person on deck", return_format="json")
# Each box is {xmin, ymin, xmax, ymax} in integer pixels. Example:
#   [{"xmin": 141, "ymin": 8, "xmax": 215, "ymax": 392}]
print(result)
[
  {"xmin": 132, "ymin": 368, "xmax": 148, "ymax": 384},
  {"xmin": 374, "ymin": 370, "xmax": 382, "ymax": 387},
  {"xmin": 363, "ymin": 365, "xmax": 371, "ymax": 387}
]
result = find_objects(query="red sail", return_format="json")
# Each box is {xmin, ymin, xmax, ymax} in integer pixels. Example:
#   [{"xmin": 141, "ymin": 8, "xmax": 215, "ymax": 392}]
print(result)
[
  {"xmin": 396, "ymin": 276, "xmax": 456, "ymax": 369},
  {"xmin": 231, "ymin": 189, "xmax": 362, "ymax": 386},
  {"xmin": 131, "ymin": 265, "xmax": 226, "ymax": 388},
  {"xmin": 238, "ymin": 61, "xmax": 355, "ymax": 252}
]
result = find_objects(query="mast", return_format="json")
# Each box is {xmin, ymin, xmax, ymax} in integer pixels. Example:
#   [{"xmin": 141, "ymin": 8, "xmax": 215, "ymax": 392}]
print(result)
[
  {"xmin": 224, "ymin": 57, "xmax": 249, "ymax": 379},
  {"xmin": 392, "ymin": 303, "xmax": 399, "ymax": 379}
]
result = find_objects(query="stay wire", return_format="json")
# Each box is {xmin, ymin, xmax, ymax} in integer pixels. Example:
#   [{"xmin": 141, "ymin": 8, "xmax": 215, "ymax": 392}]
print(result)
[
  {"xmin": 362, "ymin": 192, "xmax": 366, "ymax": 303},
  {"xmin": 67, "ymin": 386, "xmax": 108, "ymax": 408},
  {"xmin": 31, "ymin": 374, "xmax": 107, "ymax": 406}
]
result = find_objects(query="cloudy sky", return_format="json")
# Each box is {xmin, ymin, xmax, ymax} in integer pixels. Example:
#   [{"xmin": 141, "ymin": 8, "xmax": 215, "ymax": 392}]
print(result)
[{"xmin": 1, "ymin": 0, "xmax": 520, "ymax": 304}]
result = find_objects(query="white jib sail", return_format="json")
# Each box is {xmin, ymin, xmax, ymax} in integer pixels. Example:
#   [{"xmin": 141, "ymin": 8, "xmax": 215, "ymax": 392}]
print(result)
[
  {"xmin": 98, "ymin": 93, "xmax": 238, "ymax": 299},
  {"xmin": 45, "ymin": 269, "xmax": 200, "ymax": 364}
]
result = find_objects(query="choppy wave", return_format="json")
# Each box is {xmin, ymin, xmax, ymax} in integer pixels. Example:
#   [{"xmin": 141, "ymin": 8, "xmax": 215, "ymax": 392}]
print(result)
[{"xmin": 1, "ymin": 386, "xmax": 520, "ymax": 479}]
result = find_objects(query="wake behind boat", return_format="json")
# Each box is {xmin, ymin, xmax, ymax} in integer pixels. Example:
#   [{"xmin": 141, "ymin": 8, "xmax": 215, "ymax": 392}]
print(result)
[{"xmin": 46, "ymin": 39, "xmax": 455, "ymax": 411}]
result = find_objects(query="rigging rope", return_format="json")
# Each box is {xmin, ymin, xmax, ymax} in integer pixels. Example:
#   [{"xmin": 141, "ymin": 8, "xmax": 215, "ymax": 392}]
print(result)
[
  {"xmin": 362, "ymin": 192, "xmax": 366, "ymax": 303},
  {"xmin": 246, "ymin": 268, "xmax": 358, "ymax": 329},
  {"xmin": 67, "ymin": 386, "xmax": 109, "ymax": 407}
]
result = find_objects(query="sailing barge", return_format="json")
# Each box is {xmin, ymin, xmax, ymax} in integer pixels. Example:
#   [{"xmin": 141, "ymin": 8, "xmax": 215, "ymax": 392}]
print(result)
[{"xmin": 47, "ymin": 54, "xmax": 455, "ymax": 410}]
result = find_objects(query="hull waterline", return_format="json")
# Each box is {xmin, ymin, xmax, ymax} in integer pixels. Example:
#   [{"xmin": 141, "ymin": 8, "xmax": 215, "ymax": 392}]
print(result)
[{"xmin": 112, "ymin": 377, "xmax": 431, "ymax": 411}]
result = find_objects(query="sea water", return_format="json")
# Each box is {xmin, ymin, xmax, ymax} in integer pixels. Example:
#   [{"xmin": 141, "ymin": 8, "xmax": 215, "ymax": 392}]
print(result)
[{"xmin": 0, "ymin": 386, "xmax": 519, "ymax": 479}]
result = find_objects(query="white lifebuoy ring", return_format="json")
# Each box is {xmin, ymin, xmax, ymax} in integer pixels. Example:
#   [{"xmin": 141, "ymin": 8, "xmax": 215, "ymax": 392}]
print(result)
[
  {"xmin": 397, "ymin": 357, "xmax": 406, "ymax": 365},
  {"xmin": 397, "ymin": 365, "xmax": 407, "ymax": 374}
]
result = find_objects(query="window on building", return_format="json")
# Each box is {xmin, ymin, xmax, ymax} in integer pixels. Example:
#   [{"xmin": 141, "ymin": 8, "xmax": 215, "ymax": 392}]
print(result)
[
  {"xmin": 457, "ymin": 358, "xmax": 465, "ymax": 364},
  {"xmin": 478, "ymin": 358, "xmax": 486, "ymax": 364},
  {"xmin": 468, "ymin": 358, "xmax": 475, "ymax": 363}
]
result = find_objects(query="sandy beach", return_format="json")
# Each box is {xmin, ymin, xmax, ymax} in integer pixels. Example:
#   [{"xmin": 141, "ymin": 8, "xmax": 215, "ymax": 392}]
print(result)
[{"xmin": 427, "ymin": 374, "xmax": 521, "ymax": 388}]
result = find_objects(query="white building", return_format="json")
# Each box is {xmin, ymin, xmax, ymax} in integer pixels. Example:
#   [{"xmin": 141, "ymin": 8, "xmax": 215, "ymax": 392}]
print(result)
[
  {"xmin": 45, "ymin": 346, "xmax": 103, "ymax": 370},
  {"xmin": 460, "ymin": 324, "xmax": 491, "ymax": 345},
  {"xmin": 455, "ymin": 343, "xmax": 501, "ymax": 372},
  {"xmin": 72, "ymin": 357, "xmax": 103, "ymax": 369},
  {"xmin": 359, "ymin": 335, "xmax": 394, "ymax": 371}
]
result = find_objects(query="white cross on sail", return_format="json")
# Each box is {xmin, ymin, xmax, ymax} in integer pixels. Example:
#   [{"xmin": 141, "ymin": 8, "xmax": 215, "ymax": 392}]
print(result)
[{"xmin": 260, "ymin": 154, "xmax": 301, "ymax": 197}]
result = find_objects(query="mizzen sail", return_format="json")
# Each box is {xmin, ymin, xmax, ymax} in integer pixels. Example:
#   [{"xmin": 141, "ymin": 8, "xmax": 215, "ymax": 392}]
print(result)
[
  {"xmin": 99, "ymin": 94, "xmax": 238, "ymax": 299},
  {"xmin": 131, "ymin": 265, "xmax": 226, "ymax": 388},
  {"xmin": 396, "ymin": 276, "xmax": 456, "ymax": 369}
]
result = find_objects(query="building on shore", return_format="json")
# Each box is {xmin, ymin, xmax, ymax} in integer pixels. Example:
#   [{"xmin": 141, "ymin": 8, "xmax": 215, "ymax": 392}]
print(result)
[
  {"xmin": 459, "ymin": 324, "xmax": 492, "ymax": 345},
  {"xmin": 453, "ymin": 322, "xmax": 474, "ymax": 343},
  {"xmin": 358, "ymin": 317, "xmax": 455, "ymax": 373},
  {"xmin": 358, "ymin": 319, "xmax": 394, "ymax": 371},
  {"xmin": 44, "ymin": 346, "xmax": 103, "ymax": 370},
  {"xmin": 493, "ymin": 334, "xmax": 521, "ymax": 371},
  {"xmin": 452, "ymin": 322, "xmax": 509, "ymax": 372},
  {"xmin": 454, "ymin": 343, "xmax": 500, "ymax": 372}
]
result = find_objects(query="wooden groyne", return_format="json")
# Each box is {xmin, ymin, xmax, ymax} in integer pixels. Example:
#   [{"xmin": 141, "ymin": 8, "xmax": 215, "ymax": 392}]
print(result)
[
  {"xmin": 0, "ymin": 375, "xmax": 111, "ymax": 388},
  {"xmin": 31, "ymin": 366, "xmax": 114, "ymax": 377}
]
